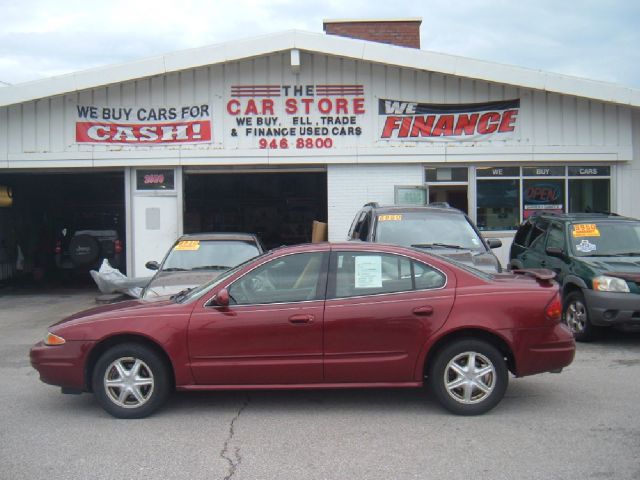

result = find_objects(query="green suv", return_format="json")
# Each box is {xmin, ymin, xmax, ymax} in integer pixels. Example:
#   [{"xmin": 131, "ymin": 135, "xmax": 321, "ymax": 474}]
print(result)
[{"xmin": 509, "ymin": 213, "xmax": 640, "ymax": 341}]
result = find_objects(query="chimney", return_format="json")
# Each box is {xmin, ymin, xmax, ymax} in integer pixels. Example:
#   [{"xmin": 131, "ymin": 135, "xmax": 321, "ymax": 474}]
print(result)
[{"xmin": 323, "ymin": 18, "xmax": 422, "ymax": 49}]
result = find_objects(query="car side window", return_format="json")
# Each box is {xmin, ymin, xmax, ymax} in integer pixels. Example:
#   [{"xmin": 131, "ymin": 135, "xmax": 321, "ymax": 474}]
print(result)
[
  {"xmin": 528, "ymin": 219, "xmax": 549, "ymax": 252},
  {"xmin": 228, "ymin": 252, "xmax": 326, "ymax": 305},
  {"xmin": 358, "ymin": 213, "xmax": 371, "ymax": 241},
  {"xmin": 349, "ymin": 211, "xmax": 368, "ymax": 240},
  {"xmin": 545, "ymin": 224, "xmax": 565, "ymax": 250},
  {"xmin": 332, "ymin": 252, "xmax": 444, "ymax": 298},
  {"xmin": 513, "ymin": 221, "xmax": 533, "ymax": 247}
]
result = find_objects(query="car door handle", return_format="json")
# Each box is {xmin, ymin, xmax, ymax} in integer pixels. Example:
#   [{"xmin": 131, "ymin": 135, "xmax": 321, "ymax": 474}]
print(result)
[
  {"xmin": 412, "ymin": 306, "xmax": 434, "ymax": 316},
  {"xmin": 540, "ymin": 260, "xmax": 547, "ymax": 267},
  {"xmin": 288, "ymin": 314, "xmax": 314, "ymax": 324}
]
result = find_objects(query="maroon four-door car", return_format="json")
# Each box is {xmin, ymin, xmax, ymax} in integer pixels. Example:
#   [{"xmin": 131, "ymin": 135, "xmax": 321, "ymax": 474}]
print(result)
[{"xmin": 30, "ymin": 242, "xmax": 575, "ymax": 418}]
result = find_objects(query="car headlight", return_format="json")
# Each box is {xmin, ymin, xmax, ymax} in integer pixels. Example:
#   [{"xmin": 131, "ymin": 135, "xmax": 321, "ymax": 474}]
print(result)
[
  {"xmin": 592, "ymin": 275, "xmax": 630, "ymax": 293},
  {"xmin": 44, "ymin": 332, "xmax": 66, "ymax": 346}
]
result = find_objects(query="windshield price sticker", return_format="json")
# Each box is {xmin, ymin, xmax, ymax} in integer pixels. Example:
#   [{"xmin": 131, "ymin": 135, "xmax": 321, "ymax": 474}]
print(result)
[
  {"xmin": 378, "ymin": 214, "xmax": 403, "ymax": 222},
  {"xmin": 174, "ymin": 240, "xmax": 200, "ymax": 251},
  {"xmin": 572, "ymin": 224, "xmax": 600, "ymax": 238},
  {"xmin": 576, "ymin": 240, "xmax": 597, "ymax": 253}
]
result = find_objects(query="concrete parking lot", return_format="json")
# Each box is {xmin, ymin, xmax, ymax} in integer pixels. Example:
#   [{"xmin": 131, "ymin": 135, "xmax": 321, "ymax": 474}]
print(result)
[{"xmin": 1, "ymin": 288, "xmax": 639, "ymax": 480}]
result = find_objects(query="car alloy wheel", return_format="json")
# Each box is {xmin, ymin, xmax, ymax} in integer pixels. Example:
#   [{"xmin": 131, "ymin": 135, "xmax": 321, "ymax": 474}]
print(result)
[
  {"xmin": 429, "ymin": 339, "xmax": 508, "ymax": 415},
  {"xmin": 563, "ymin": 291, "xmax": 597, "ymax": 342},
  {"xmin": 444, "ymin": 351, "xmax": 496, "ymax": 404},
  {"xmin": 565, "ymin": 300, "xmax": 587, "ymax": 335},
  {"xmin": 92, "ymin": 343, "xmax": 170, "ymax": 419},
  {"xmin": 103, "ymin": 357, "xmax": 155, "ymax": 409}
]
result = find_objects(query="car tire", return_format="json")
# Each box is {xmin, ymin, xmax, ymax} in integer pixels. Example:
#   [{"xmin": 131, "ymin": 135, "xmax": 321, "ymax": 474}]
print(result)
[
  {"xmin": 92, "ymin": 343, "xmax": 171, "ymax": 419},
  {"xmin": 429, "ymin": 339, "xmax": 508, "ymax": 416},
  {"xmin": 563, "ymin": 291, "xmax": 598, "ymax": 342},
  {"xmin": 69, "ymin": 234, "xmax": 100, "ymax": 266}
]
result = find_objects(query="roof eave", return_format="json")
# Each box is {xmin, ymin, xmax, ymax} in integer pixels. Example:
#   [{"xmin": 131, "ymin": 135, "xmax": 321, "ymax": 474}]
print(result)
[{"xmin": 1, "ymin": 29, "xmax": 639, "ymax": 108}]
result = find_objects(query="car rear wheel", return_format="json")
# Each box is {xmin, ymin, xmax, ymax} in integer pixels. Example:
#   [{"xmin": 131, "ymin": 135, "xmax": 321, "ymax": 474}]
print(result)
[
  {"xmin": 429, "ymin": 339, "xmax": 508, "ymax": 415},
  {"xmin": 92, "ymin": 343, "xmax": 170, "ymax": 419},
  {"xmin": 563, "ymin": 291, "xmax": 598, "ymax": 342}
]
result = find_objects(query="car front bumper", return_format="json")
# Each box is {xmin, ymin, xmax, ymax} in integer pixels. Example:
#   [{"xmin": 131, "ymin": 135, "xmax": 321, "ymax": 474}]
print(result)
[
  {"xmin": 30, "ymin": 340, "xmax": 96, "ymax": 391},
  {"xmin": 583, "ymin": 289, "xmax": 640, "ymax": 328}
]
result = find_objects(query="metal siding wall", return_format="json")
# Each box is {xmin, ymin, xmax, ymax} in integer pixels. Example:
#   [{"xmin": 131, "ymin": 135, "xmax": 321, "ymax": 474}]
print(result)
[{"xmin": 0, "ymin": 51, "xmax": 635, "ymax": 163}]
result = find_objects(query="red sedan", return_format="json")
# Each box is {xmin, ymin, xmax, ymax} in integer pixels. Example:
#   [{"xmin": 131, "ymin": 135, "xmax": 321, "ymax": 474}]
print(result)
[{"xmin": 30, "ymin": 242, "xmax": 575, "ymax": 418}]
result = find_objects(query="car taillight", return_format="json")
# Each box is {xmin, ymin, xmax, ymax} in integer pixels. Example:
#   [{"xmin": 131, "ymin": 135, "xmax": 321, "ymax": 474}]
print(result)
[
  {"xmin": 54, "ymin": 240, "xmax": 62, "ymax": 254},
  {"xmin": 114, "ymin": 239, "xmax": 123, "ymax": 254},
  {"xmin": 544, "ymin": 292, "xmax": 562, "ymax": 323}
]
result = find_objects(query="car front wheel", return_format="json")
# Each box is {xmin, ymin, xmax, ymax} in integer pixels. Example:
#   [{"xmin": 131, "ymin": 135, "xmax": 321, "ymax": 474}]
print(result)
[
  {"xmin": 563, "ymin": 291, "xmax": 598, "ymax": 342},
  {"xmin": 429, "ymin": 339, "xmax": 508, "ymax": 415},
  {"xmin": 92, "ymin": 343, "xmax": 170, "ymax": 419}
]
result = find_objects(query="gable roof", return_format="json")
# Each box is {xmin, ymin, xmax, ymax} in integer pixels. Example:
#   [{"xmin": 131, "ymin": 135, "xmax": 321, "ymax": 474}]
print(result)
[{"xmin": 1, "ymin": 29, "xmax": 639, "ymax": 108}]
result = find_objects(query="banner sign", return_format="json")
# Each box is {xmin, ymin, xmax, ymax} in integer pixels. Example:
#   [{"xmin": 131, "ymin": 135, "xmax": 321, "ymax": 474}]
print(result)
[
  {"xmin": 75, "ymin": 105, "xmax": 211, "ymax": 144},
  {"xmin": 225, "ymin": 84, "xmax": 365, "ymax": 150},
  {"xmin": 378, "ymin": 99, "xmax": 520, "ymax": 142}
]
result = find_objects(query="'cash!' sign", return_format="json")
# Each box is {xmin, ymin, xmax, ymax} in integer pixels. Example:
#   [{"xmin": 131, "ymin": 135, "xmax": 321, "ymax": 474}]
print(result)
[
  {"xmin": 379, "ymin": 99, "xmax": 520, "ymax": 142},
  {"xmin": 75, "ymin": 105, "xmax": 212, "ymax": 144}
]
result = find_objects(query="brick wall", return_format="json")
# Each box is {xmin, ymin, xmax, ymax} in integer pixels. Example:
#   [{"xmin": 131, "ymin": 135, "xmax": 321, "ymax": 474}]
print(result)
[
  {"xmin": 327, "ymin": 164, "xmax": 424, "ymax": 241},
  {"xmin": 323, "ymin": 19, "xmax": 422, "ymax": 49}
]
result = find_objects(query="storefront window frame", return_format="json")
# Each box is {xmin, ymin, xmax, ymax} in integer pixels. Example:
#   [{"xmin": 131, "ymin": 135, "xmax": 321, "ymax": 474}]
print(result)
[{"xmin": 470, "ymin": 164, "xmax": 612, "ymax": 232}]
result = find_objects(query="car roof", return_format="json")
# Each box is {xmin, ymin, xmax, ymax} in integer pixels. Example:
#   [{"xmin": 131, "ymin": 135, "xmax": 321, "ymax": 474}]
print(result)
[
  {"xmin": 177, "ymin": 232, "xmax": 260, "ymax": 242},
  {"xmin": 363, "ymin": 204, "xmax": 463, "ymax": 215}
]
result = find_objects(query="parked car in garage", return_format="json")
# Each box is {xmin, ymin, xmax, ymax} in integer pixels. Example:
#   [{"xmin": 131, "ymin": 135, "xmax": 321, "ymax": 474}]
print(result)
[
  {"xmin": 509, "ymin": 212, "xmax": 640, "ymax": 341},
  {"xmin": 30, "ymin": 241, "xmax": 574, "ymax": 418},
  {"xmin": 348, "ymin": 203, "xmax": 503, "ymax": 272},
  {"xmin": 54, "ymin": 212, "xmax": 124, "ymax": 273},
  {"xmin": 141, "ymin": 233, "xmax": 264, "ymax": 299}
]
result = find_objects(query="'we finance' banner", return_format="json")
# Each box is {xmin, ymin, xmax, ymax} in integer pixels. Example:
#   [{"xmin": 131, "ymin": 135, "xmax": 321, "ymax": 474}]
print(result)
[
  {"xmin": 75, "ymin": 104, "xmax": 211, "ymax": 144},
  {"xmin": 378, "ymin": 98, "xmax": 520, "ymax": 142}
]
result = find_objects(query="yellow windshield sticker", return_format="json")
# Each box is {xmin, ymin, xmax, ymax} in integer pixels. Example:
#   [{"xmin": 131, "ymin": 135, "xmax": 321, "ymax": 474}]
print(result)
[
  {"xmin": 174, "ymin": 240, "xmax": 200, "ymax": 251},
  {"xmin": 378, "ymin": 214, "xmax": 403, "ymax": 221},
  {"xmin": 572, "ymin": 224, "xmax": 600, "ymax": 238}
]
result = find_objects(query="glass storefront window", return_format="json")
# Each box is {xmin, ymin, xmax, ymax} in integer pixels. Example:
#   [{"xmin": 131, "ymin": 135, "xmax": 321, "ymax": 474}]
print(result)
[
  {"xmin": 476, "ymin": 180, "xmax": 520, "ymax": 231},
  {"xmin": 569, "ymin": 179, "xmax": 610, "ymax": 213},
  {"xmin": 474, "ymin": 165, "xmax": 611, "ymax": 231}
]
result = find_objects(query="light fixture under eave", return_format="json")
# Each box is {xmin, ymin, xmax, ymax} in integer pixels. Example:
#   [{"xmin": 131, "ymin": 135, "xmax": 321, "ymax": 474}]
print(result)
[
  {"xmin": 0, "ymin": 186, "xmax": 13, "ymax": 207},
  {"xmin": 290, "ymin": 49, "xmax": 300, "ymax": 75}
]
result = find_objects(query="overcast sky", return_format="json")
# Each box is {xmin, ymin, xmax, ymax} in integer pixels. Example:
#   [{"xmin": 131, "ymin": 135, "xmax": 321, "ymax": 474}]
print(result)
[{"xmin": 1, "ymin": 0, "xmax": 638, "ymax": 89}]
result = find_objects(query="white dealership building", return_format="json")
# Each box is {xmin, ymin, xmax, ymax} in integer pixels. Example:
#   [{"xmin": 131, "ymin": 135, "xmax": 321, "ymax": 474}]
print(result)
[{"xmin": 1, "ymin": 19, "xmax": 639, "ymax": 279}]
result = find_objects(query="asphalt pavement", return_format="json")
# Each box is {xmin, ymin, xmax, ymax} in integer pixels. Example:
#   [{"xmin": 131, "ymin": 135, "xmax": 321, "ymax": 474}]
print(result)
[{"xmin": 1, "ymin": 288, "xmax": 639, "ymax": 480}]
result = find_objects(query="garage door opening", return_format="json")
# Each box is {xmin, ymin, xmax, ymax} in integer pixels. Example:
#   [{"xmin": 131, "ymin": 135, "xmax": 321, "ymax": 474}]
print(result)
[
  {"xmin": 184, "ymin": 170, "xmax": 327, "ymax": 250},
  {"xmin": 0, "ymin": 171, "xmax": 125, "ymax": 286}
]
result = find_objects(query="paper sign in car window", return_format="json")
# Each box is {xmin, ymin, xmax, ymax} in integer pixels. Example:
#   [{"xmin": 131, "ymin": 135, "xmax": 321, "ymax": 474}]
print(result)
[
  {"xmin": 572, "ymin": 224, "xmax": 600, "ymax": 237},
  {"xmin": 378, "ymin": 214, "xmax": 403, "ymax": 221},
  {"xmin": 174, "ymin": 240, "xmax": 200, "ymax": 251},
  {"xmin": 355, "ymin": 255, "xmax": 382, "ymax": 289}
]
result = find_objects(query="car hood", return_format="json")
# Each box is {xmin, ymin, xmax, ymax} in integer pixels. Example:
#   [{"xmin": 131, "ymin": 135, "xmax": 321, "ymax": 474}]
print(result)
[
  {"xmin": 143, "ymin": 270, "xmax": 223, "ymax": 298},
  {"xmin": 579, "ymin": 257, "xmax": 640, "ymax": 276},
  {"xmin": 51, "ymin": 296, "xmax": 175, "ymax": 328},
  {"xmin": 412, "ymin": 247, "xmax": 501, "ymax": 273}
]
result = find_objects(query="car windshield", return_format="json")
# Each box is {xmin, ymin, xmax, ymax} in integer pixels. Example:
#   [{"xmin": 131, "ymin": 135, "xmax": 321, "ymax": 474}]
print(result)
[
  {"xmin": 570, "ymin": 221, "xmax": 640, "ymax": 257},
  {"xmin": 375, "ymin": 211, "xmax": 485, "ymax": 250},
  {"xmin": 162, "ymin": 240, "xmax": 260, "ymax": 271}
]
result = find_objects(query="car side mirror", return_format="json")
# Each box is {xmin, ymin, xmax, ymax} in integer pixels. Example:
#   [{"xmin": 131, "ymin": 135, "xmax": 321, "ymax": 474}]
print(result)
[
  {"xmin": 486, "ymin": 238, "xmax": 502, "ymax": 249},
  {"xmin": 145, "ymin": 260, "xmax": 160, "ymax": 271},
  {"xmin": 215, "ymin": 288, "xmax": 230, "ymax": 307},
  {"xmin": 546, "ymin": 246, "xmax": 565, "ymax": 258}
]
